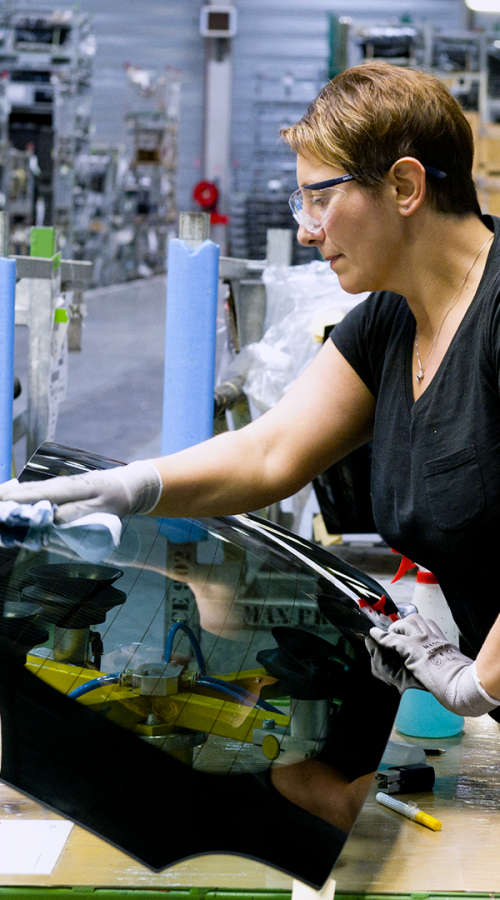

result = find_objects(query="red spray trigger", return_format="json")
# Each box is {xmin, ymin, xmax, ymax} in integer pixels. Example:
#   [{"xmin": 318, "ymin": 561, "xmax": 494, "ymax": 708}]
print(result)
[
  {"xmin": 357, "ymin": 594, "xmax": 399, "ymax": 623},
  {"xmin": 391, "ymin": 551, "xmax": 417, "ymax": 584}
]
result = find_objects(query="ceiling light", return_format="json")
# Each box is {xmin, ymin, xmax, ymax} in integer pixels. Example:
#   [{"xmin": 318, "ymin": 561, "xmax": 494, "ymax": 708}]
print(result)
[{"xmin": 466, "ymin": 0, "xmax": 500, "ymax": 11}]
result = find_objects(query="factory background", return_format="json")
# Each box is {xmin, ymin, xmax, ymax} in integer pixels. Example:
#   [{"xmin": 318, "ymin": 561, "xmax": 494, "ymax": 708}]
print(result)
[
  {"xmin": 2, "ymin": 0, "xmax": 500, "ymax": 894},
  {"xmin": 9, "ymin": 0, "xmax": 500, "ymax": 492},
  {"xmin": 2, "ymin": 0, "xmax": 500, "ymax": 281}
]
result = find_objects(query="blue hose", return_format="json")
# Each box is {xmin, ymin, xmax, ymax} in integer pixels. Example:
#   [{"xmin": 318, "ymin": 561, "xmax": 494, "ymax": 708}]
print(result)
[
  {"xmin": 199, "ymin": 675, "xmax": 282, "ymax": 716},
  {"xmin": 164, "ymin": 624, "xmax": 282, "ymax": 715},
  {"xmin": 163, "ymin": 621, "xmax": 205, "ymax": 672},
  {"xmin": 68, "ymin": 672, "xmax": 121, "ymax": 700},
  {"xmin": 69, "ymin": 624, "xmax": 282, "ymax": 719},
  {"xmin": 197, "ymin": 676, "xmax": 250, "ymax": 706},
  {"xmin": 252, "ymin": 696, "xmax": 283, "ymax": 716}
]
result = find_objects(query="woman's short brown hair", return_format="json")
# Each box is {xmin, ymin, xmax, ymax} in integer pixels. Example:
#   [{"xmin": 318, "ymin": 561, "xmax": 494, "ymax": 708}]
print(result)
[{"xmin": 281, "ymin": 61, "xmax": 481, "ymax": 217}]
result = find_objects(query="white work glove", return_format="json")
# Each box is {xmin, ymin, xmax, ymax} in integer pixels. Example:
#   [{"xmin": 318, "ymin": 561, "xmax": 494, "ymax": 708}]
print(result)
[
  {"xmin": 368, "ymin": 614, "xmax": 500, "ymax": 717},
  {"xmin": 0, "ymin": 460, "xmax": 163, "ymax": 524},
  {"xmin": 365, "ymin": 633, "xmax": 426, "ymax": 694}
]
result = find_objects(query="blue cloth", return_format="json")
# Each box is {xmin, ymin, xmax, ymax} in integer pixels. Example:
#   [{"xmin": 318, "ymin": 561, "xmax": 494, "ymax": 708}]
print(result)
[{"xmin": 0, "ymin": 500, "xmax": 122, "ymax": 562}]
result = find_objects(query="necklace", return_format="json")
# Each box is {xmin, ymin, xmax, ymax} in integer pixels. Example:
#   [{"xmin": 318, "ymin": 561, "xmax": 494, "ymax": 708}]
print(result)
[{"xmin": 415, "ymin": 233, "xmax": 494, "ymax": 384}]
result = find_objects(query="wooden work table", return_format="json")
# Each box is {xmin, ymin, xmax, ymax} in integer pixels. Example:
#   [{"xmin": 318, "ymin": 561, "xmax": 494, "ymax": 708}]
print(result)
[
  {"xmin": 0, "ymin": 715, "xmax": 499, "ymax": 892},
  {"xmin": 336, "ymin": 714, "xmax": 500, "ymax": 893}
]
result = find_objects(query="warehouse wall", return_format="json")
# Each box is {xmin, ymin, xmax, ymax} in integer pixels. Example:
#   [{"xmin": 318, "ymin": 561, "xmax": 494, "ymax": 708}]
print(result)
[
  {"xmin": 3, "ymin": 0, "xmax": 493, "ymax": 221},
  {"xmin": 13, "ymin": 0, "xmax": 205, "ymax": 213},
  {"xmin": 230, "ymin": 0, "xmax": 468, "ymax": 196}
]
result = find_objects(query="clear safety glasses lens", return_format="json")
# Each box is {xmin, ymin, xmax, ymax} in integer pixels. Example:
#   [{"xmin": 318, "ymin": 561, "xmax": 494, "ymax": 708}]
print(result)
[{"xmin": 288, "ymin": 187, "xmax": 347, "ymax": 233}]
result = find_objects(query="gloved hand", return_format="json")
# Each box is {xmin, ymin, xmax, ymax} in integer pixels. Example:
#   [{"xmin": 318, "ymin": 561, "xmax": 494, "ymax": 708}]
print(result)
[
  {"xmin": 0, "ymin": 460, "xmax": 163, "ymax": 524},
  {"xmin": 365, "ymin": 633, "xmax": 426, "ymax": 694},
  {"xmin": 369, "ymin": 614, "xmax": 500, "ymax": 717}
]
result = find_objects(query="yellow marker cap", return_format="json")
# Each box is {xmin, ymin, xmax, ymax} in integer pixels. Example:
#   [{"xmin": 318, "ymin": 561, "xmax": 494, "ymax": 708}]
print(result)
[{"xmin": 415, "ymin": 811, "xmax": 442, "ymax": 831}]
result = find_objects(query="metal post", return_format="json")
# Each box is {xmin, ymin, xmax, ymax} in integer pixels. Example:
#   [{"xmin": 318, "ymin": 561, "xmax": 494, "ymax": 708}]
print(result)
[
  {"xmin": 236, "ymin": 280, "xmax": 266, "ymax": 347},
  {"xmin": 266, "ymin": 228, "xmax": 293, "ymax": 266},
  {"xmin": 203, "ymin": 6, "xmax": 234, "ymax": 255},
  {"xmin": 266, "ymin": 227, "xmax": 292, "ymax": 524},
  {"xmin": 0, "ymin": 208, "xmax": 9, "ymax": 258},
  {"xmin": 0, "ymin": 245, "xmax": 16, "ymax": 483},
  {"xmin": 178, "ymin": 212, "xmax": 210, "ymax": 248},
  {"xmin": 26, "ymin": 227, "xmax": 62, "ymax": 460}
]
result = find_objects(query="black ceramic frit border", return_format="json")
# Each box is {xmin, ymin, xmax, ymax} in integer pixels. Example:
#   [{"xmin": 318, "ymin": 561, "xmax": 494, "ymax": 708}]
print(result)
[
  {"xmin": 0, "ymin": 633, "xmax": 346, "ymax": 887},
  {"xmin": 0, "ymin": 630, "xmax": 399, "ymax": 887}
]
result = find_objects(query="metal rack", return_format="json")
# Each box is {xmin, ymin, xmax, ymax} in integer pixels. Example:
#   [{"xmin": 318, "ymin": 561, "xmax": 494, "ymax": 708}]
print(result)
[
  {"xmin": 12, "ymin": 225, "xmax": 93, "ymax": 462},
  {"xmin": 229, "ymin": 70, "xmax": 323, "ymax": 264},
  {"xmin": 71, "ymin": 145, "xmax": 123, "ymax": 286},
  {"xmin": 0, "ymin": 6, "xmax": 95, "ymax": 257},
  {"xmin": 110, "ymin": 64, "xmax": 179, "ymax": 282},
  {"xmin": 343, "ymin": 20, "xmax": 495, "ymax": 122}
]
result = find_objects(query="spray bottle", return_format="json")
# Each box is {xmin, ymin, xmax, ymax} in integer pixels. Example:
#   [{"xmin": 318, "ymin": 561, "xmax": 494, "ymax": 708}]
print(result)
[{"xmin": 391, "ymin": 557, "xmax": 464, "ymax": 739}]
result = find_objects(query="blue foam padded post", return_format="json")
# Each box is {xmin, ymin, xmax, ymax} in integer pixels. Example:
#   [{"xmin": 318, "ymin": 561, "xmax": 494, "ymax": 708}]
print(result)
[
  {"xmin": 0, "ymin": 258, "xmax": 16, "ymax": 484},
  {"xmin": 162, "ymin": 238, "xmax": 220, "ymax": 456},
  {"xmin": 160, "ymin": 238, "xmax": 220, "ymax": 543}
]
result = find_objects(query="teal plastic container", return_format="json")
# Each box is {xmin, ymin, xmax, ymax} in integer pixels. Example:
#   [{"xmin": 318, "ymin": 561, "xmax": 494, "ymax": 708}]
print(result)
[
  {"xmin": 393, "ymin": 564, "xmax": 465, "ymax": 738},
  {"xmin": 395, "ymin": 688, "xmax": 464, "ymax": 738}
]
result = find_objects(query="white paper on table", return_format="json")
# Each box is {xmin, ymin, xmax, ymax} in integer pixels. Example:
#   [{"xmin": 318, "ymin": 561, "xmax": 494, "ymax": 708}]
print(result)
[{"xmin": 0, "ymin": 820, "xmax": 73, "ymax": 874}]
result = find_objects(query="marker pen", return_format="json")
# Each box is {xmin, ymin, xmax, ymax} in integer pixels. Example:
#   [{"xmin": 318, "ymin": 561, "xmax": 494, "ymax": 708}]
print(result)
[{"xmin": 376, "ymin": 791, "xmax": 442, "ymax": 831}]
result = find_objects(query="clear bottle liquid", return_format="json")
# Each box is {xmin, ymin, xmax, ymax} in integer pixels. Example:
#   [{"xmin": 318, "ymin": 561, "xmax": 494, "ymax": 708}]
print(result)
[{"xmin": 395, "ymin": 567, "xmax": 464, "ymax": 738}]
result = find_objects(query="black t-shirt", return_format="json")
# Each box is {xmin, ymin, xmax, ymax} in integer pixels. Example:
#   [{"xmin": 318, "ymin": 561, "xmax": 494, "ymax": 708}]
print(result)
[{"xmin": 331, "ymin": 215, "xmax": 500, "ymax": 654}]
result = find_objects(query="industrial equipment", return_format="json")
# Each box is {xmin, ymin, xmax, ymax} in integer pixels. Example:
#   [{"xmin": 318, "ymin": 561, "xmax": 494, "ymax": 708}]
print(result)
[
  {"xmin": 110, "ymin": 63, "xmax": 179, "ymax": 281},
  {"xmin": 0, "ymin": 441, "xmax": 401, "ymax": 888},
  {"xmin": 0, "ymin": 6, "xmax": 95, "ymax": 255},
  {"xmin": 230, "ymin": 69, "xmax": 325, "ymax": 264}
]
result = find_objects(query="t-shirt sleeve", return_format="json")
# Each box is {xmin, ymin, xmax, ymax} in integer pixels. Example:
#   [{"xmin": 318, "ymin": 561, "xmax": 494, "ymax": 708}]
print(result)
[{"xmin": 330, "ymin": 291, "xmax": 404, "ymax": 398}]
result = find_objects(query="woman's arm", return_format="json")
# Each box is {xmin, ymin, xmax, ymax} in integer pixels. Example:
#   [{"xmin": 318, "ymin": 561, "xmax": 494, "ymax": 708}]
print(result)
[
  {"xmin": 148, "ymin": 339, "xmax": 376, "ymax": 518},
  {"xmin": 0, "ymin": 341, "xmax": 376, "ymax": 522},
  {"xmin": 475, "ymin": 613, "xmax": 500, "ymax": 700}
]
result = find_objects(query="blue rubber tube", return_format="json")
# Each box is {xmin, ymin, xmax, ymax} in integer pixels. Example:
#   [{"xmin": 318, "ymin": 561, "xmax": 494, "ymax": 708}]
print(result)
[
  {"xmin": 68, "ymin": 673, "xmax": 121, "ymax": 700},
  {"xmin": 201, "ymin": 675, "xmax": 282, "ymax": 715},
  {"xmin": 163, "ymin": 623, "xmax": 282, "ymax": 715},
  {"xmin": 197, "ymin": 676, "xmax": 250, "ymax": 706},
  {"xmin": 164, "ymin": 621, "xmax": 205, "ymax": 671},
  {"xmin": 0, "ymin": 259, "xmax": 16, "ymax": 484}
]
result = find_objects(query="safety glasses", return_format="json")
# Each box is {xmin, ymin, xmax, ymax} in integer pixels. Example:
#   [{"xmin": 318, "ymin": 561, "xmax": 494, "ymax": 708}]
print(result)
[
  {"xmin": 288, "ymin": 174, "xmax": 355, "ymax": 234},
  {"xmin": 289, "ymin": 166, "xmax": 447, "ymax": 234}
]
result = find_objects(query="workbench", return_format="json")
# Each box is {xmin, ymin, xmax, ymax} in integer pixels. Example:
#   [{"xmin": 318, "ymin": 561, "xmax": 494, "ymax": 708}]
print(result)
[{"xmin": 0, "ymin": 715, "xmax": 498, "ymax": 893}]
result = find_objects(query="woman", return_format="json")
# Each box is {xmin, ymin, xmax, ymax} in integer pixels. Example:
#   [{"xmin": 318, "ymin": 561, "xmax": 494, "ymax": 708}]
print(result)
[{"xmin": 3, "ymin": 60, "xmax": 500, "ymax": 718}]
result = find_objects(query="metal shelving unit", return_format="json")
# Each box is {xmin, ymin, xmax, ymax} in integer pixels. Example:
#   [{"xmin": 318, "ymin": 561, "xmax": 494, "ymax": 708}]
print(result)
[
  {"xmin": 229, "ymin": 69, "xmax": 324, "ymax": 263},
  {"xmin": 0, "ymin": 7, "xmax": 95, "ymax": 255}
]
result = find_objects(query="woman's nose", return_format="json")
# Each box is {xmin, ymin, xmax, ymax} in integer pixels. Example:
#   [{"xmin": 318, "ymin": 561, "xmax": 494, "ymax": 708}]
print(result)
[{"xmin": 296, "ymin": 223, "xmax": 323, "ymax": 246}]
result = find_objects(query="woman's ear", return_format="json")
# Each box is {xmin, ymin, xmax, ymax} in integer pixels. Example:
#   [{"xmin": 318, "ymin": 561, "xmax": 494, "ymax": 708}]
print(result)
[{"xmin": 387, "ymin": 157, "xmax": 427, "ymax": 216}]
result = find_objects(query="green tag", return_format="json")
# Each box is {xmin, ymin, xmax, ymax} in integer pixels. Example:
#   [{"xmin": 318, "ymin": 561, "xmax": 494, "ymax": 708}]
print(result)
[
  {"xmin": 30, "ymin": 226, "xmax": 56, "ymax": 258},
  {"xmin": 54, "ymin": 308, "xmax": 68, "ymax": 324}
]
